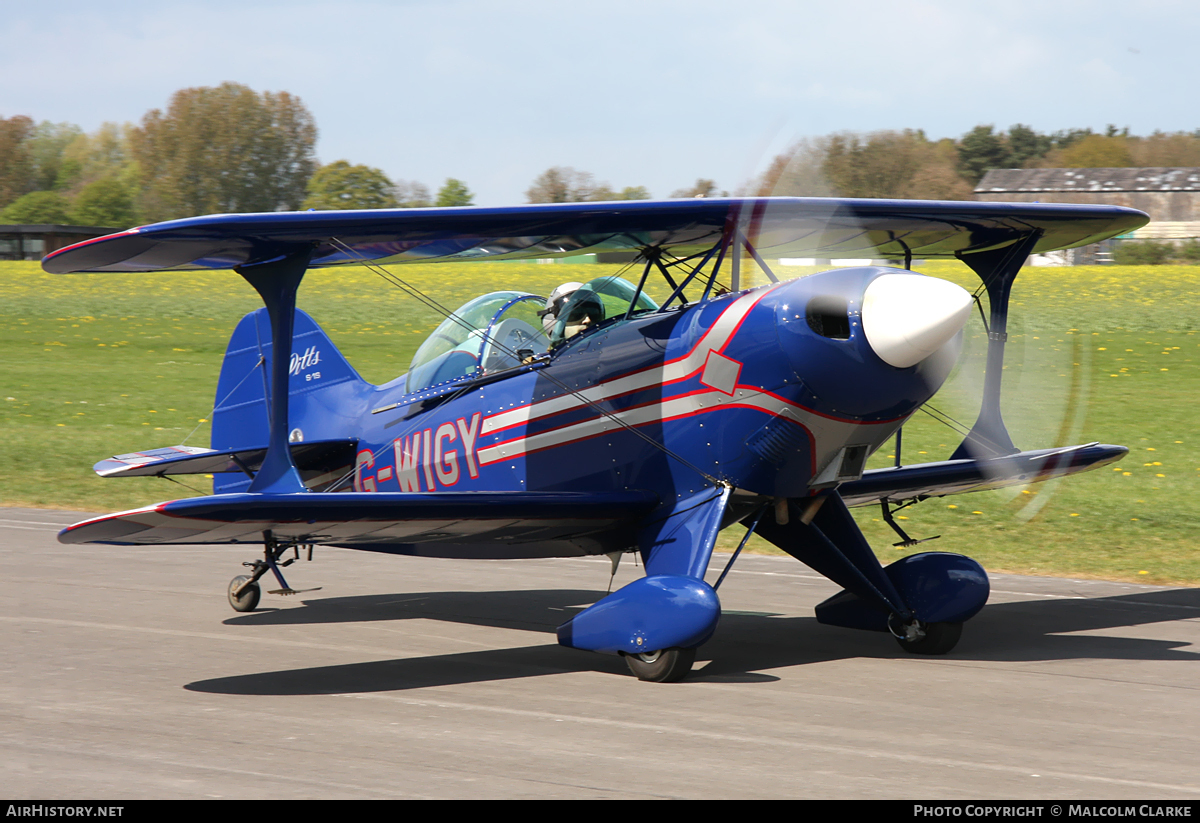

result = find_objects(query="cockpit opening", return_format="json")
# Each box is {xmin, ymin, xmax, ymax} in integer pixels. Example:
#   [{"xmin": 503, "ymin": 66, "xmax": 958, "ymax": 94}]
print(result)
[{"xmin": 548, "ymin": 275, "xmax": 659, "ymax": 347}]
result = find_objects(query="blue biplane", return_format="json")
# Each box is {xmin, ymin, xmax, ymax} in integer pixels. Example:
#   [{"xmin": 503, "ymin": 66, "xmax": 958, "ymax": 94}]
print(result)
[{"xmin": 44, "ymin": 197, "xmax": 1147, "ymax": 681}]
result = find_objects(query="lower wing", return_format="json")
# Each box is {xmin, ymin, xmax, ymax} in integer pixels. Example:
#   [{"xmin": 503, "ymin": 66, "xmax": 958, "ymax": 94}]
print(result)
[
  {"xmin": 838, "ymin": 443, "xmax": 1126, "ymax": 507},
  {"xmin": 58, "ymin": 490, "xmax": 659, "ymax": 560}
]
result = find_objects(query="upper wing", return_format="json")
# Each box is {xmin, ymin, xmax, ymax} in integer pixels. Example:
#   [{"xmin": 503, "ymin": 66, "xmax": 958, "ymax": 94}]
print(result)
[
  {"xmin": 838, "ymin": 443, "xmax": 1127, "ymax": 507},
  {"xmin": 42, "ymin": 197, "xmax": 1148, "ymax": 273},
  {"xmin": 57, "ymin": 490, "xmax": 660, "ymax": 560}
]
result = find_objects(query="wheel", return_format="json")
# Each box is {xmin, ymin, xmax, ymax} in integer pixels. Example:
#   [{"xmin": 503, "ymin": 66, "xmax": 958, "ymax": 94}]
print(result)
[
  {"xmin": 227, "ymin": 575, "xmax": 261, "ymax": 612},
  {"xmin": 622, "ymin": 647, "xmax": 696, "ymax": 682},
  {"xmin": 893, "ymin": 620, "xmax": 962, "ymax": 655}
]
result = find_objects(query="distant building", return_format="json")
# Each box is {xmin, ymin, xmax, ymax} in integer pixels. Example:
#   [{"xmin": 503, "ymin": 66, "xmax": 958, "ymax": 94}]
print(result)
[
  {"xmin": 0, "ymin": 224, "xmax": 121, "ymax": 262},
  {"xmin": 975, "ymin": 168, "xmax": 1200, "ymax": 264}
]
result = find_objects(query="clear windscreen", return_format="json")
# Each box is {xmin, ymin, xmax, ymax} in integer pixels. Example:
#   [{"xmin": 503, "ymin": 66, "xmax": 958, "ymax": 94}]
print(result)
[{"xmin": 406, "ymin": 291, "xmax": 530, "ymax": 393}]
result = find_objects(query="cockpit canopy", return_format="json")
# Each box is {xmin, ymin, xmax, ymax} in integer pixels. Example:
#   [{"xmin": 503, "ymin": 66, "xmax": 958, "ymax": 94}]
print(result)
[
  {"xmin": 404, "ymin": 277, "xmax": 660, "ymax": 395},
  {"xmin": 406, "ymin": 291, "xmax": 547, "ymax": 394}
]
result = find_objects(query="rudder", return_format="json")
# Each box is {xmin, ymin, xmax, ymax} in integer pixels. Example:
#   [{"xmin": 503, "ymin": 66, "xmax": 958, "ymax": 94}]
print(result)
[{"xmin": 211, "ymin": 308, "xmax": 370, "ymax": 493}]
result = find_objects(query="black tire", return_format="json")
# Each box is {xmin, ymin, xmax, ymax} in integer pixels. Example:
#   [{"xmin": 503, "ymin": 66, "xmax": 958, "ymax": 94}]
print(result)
[
  {"xmin": 227, "ymin": 575, "xmax": 261, "ymax": 612},
  {"xmin": 623, "ymin": 647, "xmax": 696, "ymax": 682},
  {"xmin": 894, "ymin": 621, "xmax": 962, "ymax": 655}
]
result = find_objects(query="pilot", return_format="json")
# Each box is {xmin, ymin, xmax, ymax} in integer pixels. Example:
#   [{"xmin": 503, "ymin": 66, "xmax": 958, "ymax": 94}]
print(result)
[
  {"xmin": 539, "ymin": 282, "xmax": 605, "ymax": 345},
  {"xmin": 558, "ymin": 290, "xmax": 604, "ymax": 341},
  {"xmin": 538, "ymin": 282, "xmax": 583, "ymax": 335}
]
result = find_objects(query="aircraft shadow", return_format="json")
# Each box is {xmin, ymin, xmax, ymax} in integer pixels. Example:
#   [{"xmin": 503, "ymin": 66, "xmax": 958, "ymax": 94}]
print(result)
[{"xmin": 184, "ymin": 585, "xmax": 1200, "ymax": 696}]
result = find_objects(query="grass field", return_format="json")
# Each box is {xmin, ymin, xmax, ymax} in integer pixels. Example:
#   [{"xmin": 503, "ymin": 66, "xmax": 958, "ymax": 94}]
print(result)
[{"xmin": 2, "ymin": 258, "xmax": 1197, "ymax": 584}]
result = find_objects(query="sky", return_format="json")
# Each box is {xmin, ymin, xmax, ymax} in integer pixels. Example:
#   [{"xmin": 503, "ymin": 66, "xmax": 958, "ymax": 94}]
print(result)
[{"xmin": 4, "ymin": 0, "xmax": 1198, "ymax": 205}]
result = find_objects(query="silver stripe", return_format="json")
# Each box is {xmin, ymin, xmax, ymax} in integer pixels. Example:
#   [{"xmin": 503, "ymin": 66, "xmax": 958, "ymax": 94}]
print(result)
[{"xmin": 480, "ymin": 287, "xmax": 772, "ymax": 436}]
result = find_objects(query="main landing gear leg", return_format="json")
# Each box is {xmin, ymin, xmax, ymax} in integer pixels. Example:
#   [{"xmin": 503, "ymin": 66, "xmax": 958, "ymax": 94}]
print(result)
[
  {"xmin": 556, "ymin": 487, "xmax": 732, "ymax": 682},
  {"xmin": 754, "ymin": 493, "xmax": 988, "ymax": 656},
  {"xmin": 226, "ymin": 531, "xmax": 320, "ymax": 612}
]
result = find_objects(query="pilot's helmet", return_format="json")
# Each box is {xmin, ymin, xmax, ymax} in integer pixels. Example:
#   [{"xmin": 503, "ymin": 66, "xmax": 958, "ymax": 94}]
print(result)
[
  {"xmin": 555, "ymin": 289, "xmax": 605, "ymax": 342},
  {"xmin": 538, "ymin": 282, "xmax": 584, "ymax": 335}
]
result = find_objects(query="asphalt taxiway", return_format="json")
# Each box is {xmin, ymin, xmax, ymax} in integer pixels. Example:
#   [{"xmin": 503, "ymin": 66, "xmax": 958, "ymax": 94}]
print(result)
[{"xmin": 3, "ymin": 507, "xmax": 1199, "ymax": 799}]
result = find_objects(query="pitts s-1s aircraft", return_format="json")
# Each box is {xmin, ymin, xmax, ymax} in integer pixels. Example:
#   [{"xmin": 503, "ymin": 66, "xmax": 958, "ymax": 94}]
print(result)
[{"xmin": 45, "ymin": 197, "xmax": 1147, "ymax": 682}]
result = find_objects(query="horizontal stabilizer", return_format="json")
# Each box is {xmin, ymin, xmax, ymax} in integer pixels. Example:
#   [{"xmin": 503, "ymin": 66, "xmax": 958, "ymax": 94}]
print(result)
[
  {"xmin": 94, "ymin": 439, "xmax": 358, "ymax": 479},
  {"xmin": 58, "ymin": 490, "xmax": 660, "ymax": 560},
  {"xmin": 94, "ymin": 445, "xmax": 215, "ymax": 476},
  {"xmin": 838, "ymin": 443, "xmax": 1127, "ymax": 507}
]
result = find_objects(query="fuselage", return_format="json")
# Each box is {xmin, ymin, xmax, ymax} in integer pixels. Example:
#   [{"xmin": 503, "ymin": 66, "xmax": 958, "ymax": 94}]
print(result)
[{"xmin": 328, "ymin": 267, "xmax": 963, "ymax": 505}]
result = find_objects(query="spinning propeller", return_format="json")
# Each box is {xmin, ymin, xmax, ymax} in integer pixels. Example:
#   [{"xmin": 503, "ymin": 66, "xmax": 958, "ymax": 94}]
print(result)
[{"xmin": 747, "ymin": 151, "xmax": 1106, "ymax": 527}]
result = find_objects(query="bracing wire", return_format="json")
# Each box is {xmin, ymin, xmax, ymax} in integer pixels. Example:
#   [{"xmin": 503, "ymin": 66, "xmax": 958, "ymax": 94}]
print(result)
[
  {"xmin": 159, "ymin": 474, "xmax": 206, "ymax": 495},
  {"xmin": 917, "ymin": 404, "xmax": 975, "ymax": 441},
  {"xmin": 321, "ymin": 239, "xmax": 723, "ymax": 490},
  {"xmin": 181, "ymin": 355, "xmax": 265, "ymax": 447}
]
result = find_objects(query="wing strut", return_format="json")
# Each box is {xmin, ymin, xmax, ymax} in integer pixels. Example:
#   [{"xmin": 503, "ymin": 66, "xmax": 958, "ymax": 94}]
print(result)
[
  {"xmin": 234, "ymin": 247, "xmax": 314, "ymax": 494},
  {"xmin": 950, "ymin": 231, "xmax": 1043, "ymax": 460}
]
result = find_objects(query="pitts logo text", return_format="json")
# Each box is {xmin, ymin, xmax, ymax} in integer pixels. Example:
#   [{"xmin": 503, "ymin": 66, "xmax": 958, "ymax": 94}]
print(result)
[{"xmin": 289, "ymin": 346, "xmax": 321, "ymax": 375}]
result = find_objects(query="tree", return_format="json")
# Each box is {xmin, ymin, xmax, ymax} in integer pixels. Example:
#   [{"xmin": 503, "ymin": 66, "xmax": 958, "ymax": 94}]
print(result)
[
  {"xmin": 670, "ymin": 179, "xmax": 722, "ymax": 198},
  {"xmin": 1129, "ymin": 131, "xmax": 1200, "ymax": 167},
  {"xmin": 26, "ymin": 121, "xmax": 83, "ymax": 192},
  {"xmin": 1049, "ymin": 128, "xmax": 1093, "ymax": 151},
  {"xmin": 589, "ymin": 182, "xmax": 617, "ymax": 202},
  {"xmin": 436, "ymin": 178, "xmax": 473, "ymax": 207},
  {"xmin": 755, "ymin": 138, "xmax": 835, "ymax": 197},
  {"xmin": 57, "ymin": 123, "xmax": 136, "ymax": 194},
  {"xmin": 957, "ymin": 125, "xmax": 1013, "ymax": 185},
  {"xmin": 1055, "ymin": 134, "xmax": 1134, "ymax": 168},
  {"xmin": 902, "ymin": 138, "xmax": 975, "ymax": 200},
  {"xmin": 822, "ymin": 132, "xmax": 926, "ymax": 199},
  {"xmin": 757, "ymin": 132, "xmax": 972, "ymax": 200},
  {"xmin": 0, "ymin": 190, "xmax": 73, "ymax": 224},
  {"xmin": 0, "ymin": 115, "xmax": 35, "ymax": 209},
  {"xmin": 394, "ymin": 179, "xmax": 432, "ymax": 208},
  {"xmin": 131, "ymin": 82, "xmax": 317, "ymax": 221},
  {"xmin": 526, "ymin": 167, "xmax": 568, "ymax": 202},
  {"xmin": 526, "ymin": 167, "xmax": 597, "ymax": 203},
  {"xmin": 70, "ymin": 177, "xmax": 138, "ymax": 228},
  {"xmin": 807, "ymin": 130, "xmax": 972, "ymax": 200},
  {"xmin": 617, "ymin": 185, "xmax": 651, "ymax": 200},
  {"xmin": 1006, "ymin": 124, "xmax": 1051, "ymax": 168},
  {"xmin": 302, "ymin": 161, "xmax": 398, "ymax": 210},
  {"xmin": 526, "ymin": 167, "xmax": 648, "ymax": 203}
]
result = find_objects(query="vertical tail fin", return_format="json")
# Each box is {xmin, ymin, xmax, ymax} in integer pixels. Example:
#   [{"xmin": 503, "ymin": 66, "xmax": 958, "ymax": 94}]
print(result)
[{"xmin": 211, "ymin": 308, "xmax": 370, "ymax": 493}]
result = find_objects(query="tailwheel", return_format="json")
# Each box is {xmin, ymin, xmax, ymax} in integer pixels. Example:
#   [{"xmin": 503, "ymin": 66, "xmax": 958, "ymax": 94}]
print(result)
[
  {"xmin": 225, "ymin": 533, "xmax": 320, "ymax": 612},
  {"xmin": 622, "ymin": 647, "xmax": 696, "ymax": 682},
  {"xmin": 227, "ymin": 575, "xmax": 261, "ymax": 612},
  {"xmin": 890, "ymin": 617, "xmax": 962, "ymax": 655}
]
